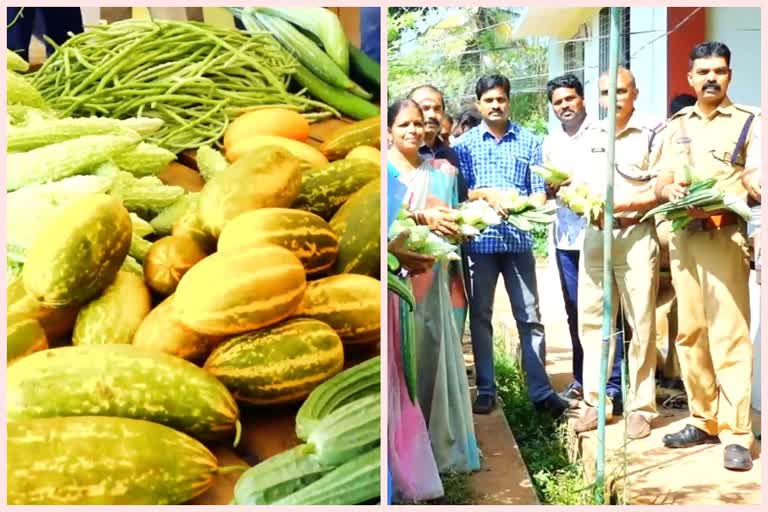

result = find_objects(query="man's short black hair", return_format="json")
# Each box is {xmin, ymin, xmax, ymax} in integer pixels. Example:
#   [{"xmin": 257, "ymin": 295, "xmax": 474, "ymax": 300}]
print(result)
[
  {"xmin": 457, "ymin": 108, "xmax": 482, "ymax": 130},
  {"xmin": 689, "ymin": 41, "xmax": 731, "ymax": 69},
  {"xmin": 408, "ymin": 84, "xmax": 446, "ymax": 110},
  {"xmin": 546, "ymin": 74, "xmax": 584, "ymax": 103},
  {"xmin": 475, "ymin": 75, "xmax": 510, "ymax": 100},
  {"xmin": 669, "ymin": 93, "xmax": 697, "ymax": 116}
]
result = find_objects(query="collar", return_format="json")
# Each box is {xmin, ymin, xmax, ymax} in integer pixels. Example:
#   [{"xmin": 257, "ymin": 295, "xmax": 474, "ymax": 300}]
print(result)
[
  {"xmin": 560, "ymin": 114, "xmax": 592, "ymax": 139},
  {"xmin": 596, "ymin": 110, "xmax": 647, "ymax": 135},
  {"xmin": 480, "ymin": 119, "xmax": 518, "ymax": 140},
  {"xmin": 690, "ymin": 96, "xmax": 734, "ymax": 119},
  {"xmin": 421, "ymin": 134, "xmax": 448, "ymax": 151}
]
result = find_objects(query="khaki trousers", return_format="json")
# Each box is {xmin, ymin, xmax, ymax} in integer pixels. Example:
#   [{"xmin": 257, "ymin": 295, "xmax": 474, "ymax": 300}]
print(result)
[
  {"xmin": 670, "ymin": 224, "xmax": 753, "ymax": 448},
  {"xmin": 580, "ymin": 222, "xmax": 659, "ymax": 420},
  {"xmin": 655, "ymin": 274, "xmax": 681, "ymax": 380}
]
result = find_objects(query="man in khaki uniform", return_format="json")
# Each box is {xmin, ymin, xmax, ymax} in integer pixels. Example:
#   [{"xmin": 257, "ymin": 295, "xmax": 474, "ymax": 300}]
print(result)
[
  {"xmin": 654, "ymin": 41, "xmax": 759, "ymax": 471},
  {"xmin": 571, "ymin": 67, "xmax": 663, "ymax": 439}
]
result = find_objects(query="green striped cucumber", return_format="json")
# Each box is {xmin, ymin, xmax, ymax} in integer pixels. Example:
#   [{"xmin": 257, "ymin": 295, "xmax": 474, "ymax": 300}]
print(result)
[
  {"xmin": 307, "ymin": 392, "xmax": 380, "ymax": 465},
  {"xmin": 204, "ymin": 318, "xmax": 345, "ymax": 405},
  {"xmin": 7, "ymin": 344, "xmax": 239, "ymax": 441},
  {"xmin": 295, "ymin": 356, "xmax": 380, "ymax": 440},
  {"xmin": 298, "ymin": 274, "xmax": 380, "ymax": 344},
  {"xmin": 293, "ymin": 158, "xmax": 379, "ymax": 220},
  {"xmin": 330, "ymin": 178, "xmax": 380, "ymax": 277},
  {"xmin": 72, "ymin": 271, "xmax": 152, "ymax": 345},
  {"xmin": 274, "ymin": 446, "xmax": 380, "ymax": 505},
  {"xmin": 217, "ymin": 208, "xmax": 339, "ymax": 275},
  {"xmin": 8, "ymin": 416, "xmax": 219, "ymax": 504},
  {"xmin": 233, "ymin": 444, "xmax": 332, "ymax": 505},
  {"xmin": 23, "ymin": 194, "xmax": 132, "ymax": 307}
]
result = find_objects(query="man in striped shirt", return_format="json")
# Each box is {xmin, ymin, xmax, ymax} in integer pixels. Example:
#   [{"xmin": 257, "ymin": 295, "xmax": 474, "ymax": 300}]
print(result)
[{"xmin": 454, "ymin": 75, "xmax": 573, "ymax": 416}]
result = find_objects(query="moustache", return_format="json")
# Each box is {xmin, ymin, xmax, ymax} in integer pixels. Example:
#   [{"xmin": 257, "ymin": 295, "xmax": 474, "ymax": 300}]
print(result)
[
  {"xmin": 424, "ymin": 118, "xmax": 440, "ymax": 126},
  {"xmin": 703, "ymin": 83, "xmax": 721, "ymax": 91}
]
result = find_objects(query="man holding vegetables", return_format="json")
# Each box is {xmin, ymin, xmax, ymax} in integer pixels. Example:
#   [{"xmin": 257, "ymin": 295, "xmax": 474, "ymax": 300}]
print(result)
[
  {"xmin": 541, "ymin": 74, "xmax": 626, "ymax": 414},
  {"xmin": 454, "ymin": 75, "xmax": 572, "ymax": 416},
  {"xmin": 567, "ymin": 67, "xmax": 664, "ymax": 440},
  {"xmin": 653, "ymin": 41, "xmax": 760, "ymax": 471}
]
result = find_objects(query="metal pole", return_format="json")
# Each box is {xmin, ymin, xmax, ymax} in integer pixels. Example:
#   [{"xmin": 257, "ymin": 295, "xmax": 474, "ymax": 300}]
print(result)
[{"xmin": 595, "ymin": 6, "xmax": 620, "ymax": 505}]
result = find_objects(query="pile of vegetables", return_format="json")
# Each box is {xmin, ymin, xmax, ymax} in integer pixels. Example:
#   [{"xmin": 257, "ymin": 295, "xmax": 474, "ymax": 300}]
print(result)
[
  {"xmin": 389, "ymin": 210, "xmax": 461, "ymax": 262},
  {"xmin": 641, "ymin": 170, "xmax": 752, "ymax": 230},
  {"xmin": 388, "ymin": 200, "xmax": 505, "ymax": 262},
  {"xmin": 454, "ymin": 199, "xmax": 503, "ymax": 239},
  {"xmin": 532, "ymin": 163, "xmax": 571, "ymax": 186},
  {"xmin": 29, "ymin": 19, "xmax": 338, "ymax": 152},
  {"xmin": 7, "ymin": 28, "xmax": 381, "ymax": 505},
  {"xmin": 499, "ymin": 189, "xmax": 558, "ymax": 231},
  {"xmin": 557, "ymin": 184, "xmax": 605, "ymax": 224},
  {"xmin": 232, "ymin": 7, "xmax": 380, "ymax": 121}
]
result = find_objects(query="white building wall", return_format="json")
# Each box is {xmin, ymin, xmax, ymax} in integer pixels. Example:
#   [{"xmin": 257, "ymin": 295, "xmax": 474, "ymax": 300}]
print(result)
[
  {"xmin": 628, "ymin": 8, "xmax": 667, "ymax": 121},
  {"xmin": 705, "ymin": 7, "xmax": 762, "ymax": 108}
]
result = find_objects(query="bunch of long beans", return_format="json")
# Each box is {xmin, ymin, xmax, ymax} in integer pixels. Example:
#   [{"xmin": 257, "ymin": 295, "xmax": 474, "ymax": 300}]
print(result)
[{"xmin": 32, "ymin": 19, "xmax": 338, "ymax": 153}]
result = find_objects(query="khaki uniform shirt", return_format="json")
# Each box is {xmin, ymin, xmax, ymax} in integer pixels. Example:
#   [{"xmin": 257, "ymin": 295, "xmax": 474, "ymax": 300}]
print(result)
[
  {"xmin": 572, "ymin": 112, "xmax": 664, "ymax": 219},
  {"xmin": 654, "ymin": 97, "xmax": 760, "ymax": 201}
]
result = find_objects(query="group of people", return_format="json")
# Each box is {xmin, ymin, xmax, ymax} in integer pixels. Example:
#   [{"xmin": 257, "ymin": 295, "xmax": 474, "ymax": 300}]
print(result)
[{"xmin": 387, "ymin": 40, "xmax": 761, "ymax": 502}]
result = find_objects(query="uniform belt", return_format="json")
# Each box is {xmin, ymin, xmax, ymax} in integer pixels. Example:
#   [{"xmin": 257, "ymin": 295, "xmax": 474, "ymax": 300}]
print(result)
[{"xmin": 687, "ymin": 212, "xmax": 740, "ymax": 232}]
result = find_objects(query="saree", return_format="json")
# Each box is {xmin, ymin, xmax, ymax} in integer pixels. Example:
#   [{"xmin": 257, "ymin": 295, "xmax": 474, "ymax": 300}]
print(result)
[
  {"xmin": 398, "ymin": 158, "xmax": 481, "ymax": 474},
  {"xmin": 386, "ymin": 162, "xmax": 444, "ymax": 502}
]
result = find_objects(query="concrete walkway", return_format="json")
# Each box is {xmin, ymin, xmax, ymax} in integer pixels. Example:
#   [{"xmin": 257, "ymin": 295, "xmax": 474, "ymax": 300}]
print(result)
[{"xmin": 483, "ymin": 260, "xmax": 762, "ymax": 505}]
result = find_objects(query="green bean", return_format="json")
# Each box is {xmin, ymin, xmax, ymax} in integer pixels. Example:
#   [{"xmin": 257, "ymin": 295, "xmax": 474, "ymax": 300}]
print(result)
[{"xmin": 32, "ymin": 18, "xmax": 337, "ymax": 152}]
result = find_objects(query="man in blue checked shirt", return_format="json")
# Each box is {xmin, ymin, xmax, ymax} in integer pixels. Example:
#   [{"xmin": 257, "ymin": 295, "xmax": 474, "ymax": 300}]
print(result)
[{"xmin": 454, "ymin": 75, "xmax": 575, "ymax": 416}]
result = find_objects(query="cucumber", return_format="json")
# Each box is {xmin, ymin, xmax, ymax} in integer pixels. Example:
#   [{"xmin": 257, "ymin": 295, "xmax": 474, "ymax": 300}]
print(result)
[
  {"xmin": 233, "ymin": 444, "xmax": 332, "ymax": 505},
  {"xmin": 307, "ymin": 392, "xmax": 380, "ymax": 465},
  {"xmin": 274, "ymin": 446, "xmax": 380, "ymax": 505},
  {"xmin": 349, "ymin": 43, "xmax": 380, "ymax": 90},
  {"xmin": 293, "ymin": 62, "xmax": 380, "ymax": 121},
  {"xmin": 8, "ymin": 416, "xmax": 218, "ymax": 504},
  {"xmin": 295, "ymin": 356, "xmax": 380, "ymax": 440},
  {"xmin": 7, "ymin": 344, "xmax": 239, "ymax": 441}
]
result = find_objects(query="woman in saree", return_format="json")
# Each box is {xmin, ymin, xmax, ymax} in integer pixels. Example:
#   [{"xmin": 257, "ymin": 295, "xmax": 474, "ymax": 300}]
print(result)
[
  {"xmin": 388, "ymin": 98, "xmax": 481, "ymax": 475},
  {"xmin": 386, "ymin": 105, "xmax": 443, "ymax": 503}
]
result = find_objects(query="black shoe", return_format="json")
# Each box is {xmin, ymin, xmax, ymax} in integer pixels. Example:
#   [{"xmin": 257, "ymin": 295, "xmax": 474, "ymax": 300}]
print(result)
[
  {"xmin": 724, "ymin": 444, "xmax": 753, "ymax": 471},
  {"xmin": 473, "ymin": 394, "xmax": 497, "ymax": 415},
  {"xmin": 559, "ymin": 381, "xmax": 583, "ymax": 401},
  {"xmin": 534, "ymin": 393, "xmax": 575, "ymax": 418},
  {"xmin": 607, "ymin": 391, "xmax": 623, "ymax": 417},
  {"xmin": 663, "ymin": 424, "xmax": 720, "ymax": 448}
]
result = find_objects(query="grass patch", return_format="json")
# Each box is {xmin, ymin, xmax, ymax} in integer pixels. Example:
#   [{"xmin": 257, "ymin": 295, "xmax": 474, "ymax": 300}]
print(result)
[
  {"xmin": 495, "ymin": 351, "xmax": 595, "ymax": 505},
  {"xmin": 426, "ymin": 472, "xmax": 474, "ymax": 505}
]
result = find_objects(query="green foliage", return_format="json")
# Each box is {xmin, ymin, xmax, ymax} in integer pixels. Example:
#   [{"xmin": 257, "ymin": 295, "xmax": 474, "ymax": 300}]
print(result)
[
  {"xmin": 427, "ymin": 472, "xmax": 474, "ymax": 505},
  {"xmin": 494, "ymin": 348, "xmax": 594, "ymax": 504},
  {"xmin": 388, "ymin": 7, "xmax": 548, "ymax": 133},
  {"xmin": 532, "ymin": 225, "xmax": 549, "ymax": 259}
]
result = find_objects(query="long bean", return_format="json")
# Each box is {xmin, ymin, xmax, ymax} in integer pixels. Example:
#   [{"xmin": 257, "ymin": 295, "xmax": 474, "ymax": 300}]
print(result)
[{"xmin": 32, "ymin": 18, "xmax": 337, "ymax": 153}]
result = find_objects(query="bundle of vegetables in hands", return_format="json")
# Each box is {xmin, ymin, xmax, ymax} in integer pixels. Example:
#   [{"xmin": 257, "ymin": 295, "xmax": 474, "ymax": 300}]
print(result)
[
  {"xmin": 451, "ymin": 199, "xmax": 503, "ymax": 240},
  {"xmin": 498, "ymin": 189, "xmax": 558, "ymax": 231},
  {"xmin": 389, "ymin": 210, "xmax": 461, "ymax": 262},
  {"xmin": 640, "ymin": 165, "xmax": 752, "ymax": 231},
  {"xmin": 557, "ymin": 184, "xmax": 605, "ymax": 224},
  {"xmin": 532, "ymin": 163, "xmax": 572, "ymax": 186}
]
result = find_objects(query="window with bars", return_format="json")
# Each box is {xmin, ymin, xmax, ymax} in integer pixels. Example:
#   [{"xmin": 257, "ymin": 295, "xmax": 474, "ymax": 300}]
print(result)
[
  {"xmin": 598, "ymin": 7, "xmax": 631, "ymax": 119},
  {"xmin": 563, "ymin": 39, "xmax": 585, "ymax": 86}
]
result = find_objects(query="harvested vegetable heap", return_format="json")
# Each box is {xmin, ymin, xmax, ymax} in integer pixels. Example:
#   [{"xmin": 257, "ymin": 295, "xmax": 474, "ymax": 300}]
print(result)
[{"xmin": 31, "ymin": 19, "xmax": 336, "ymax": 152}]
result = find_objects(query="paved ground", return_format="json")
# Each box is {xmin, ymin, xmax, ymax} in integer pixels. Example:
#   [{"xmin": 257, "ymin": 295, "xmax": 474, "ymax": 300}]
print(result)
[{"xmin": 471, "ymin": 259, "xmax": 762, "ymax": 505}]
